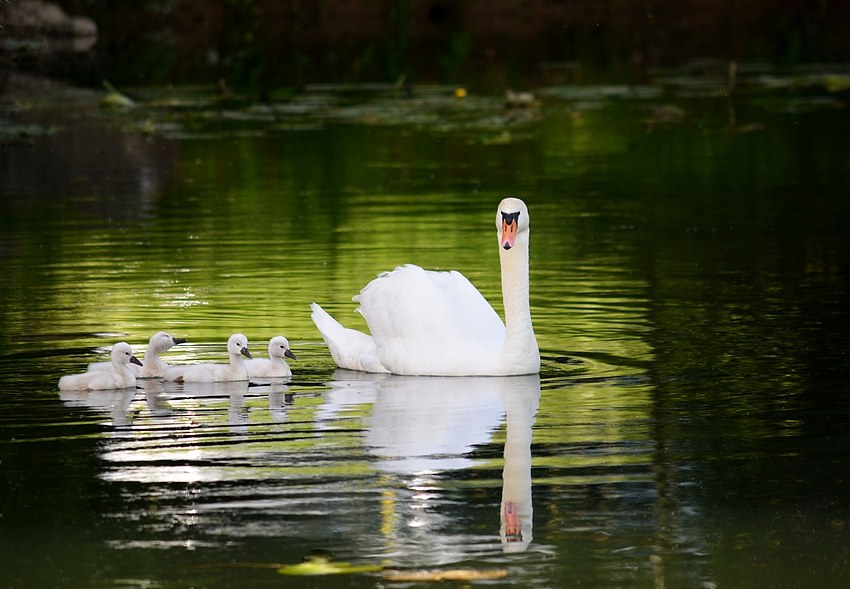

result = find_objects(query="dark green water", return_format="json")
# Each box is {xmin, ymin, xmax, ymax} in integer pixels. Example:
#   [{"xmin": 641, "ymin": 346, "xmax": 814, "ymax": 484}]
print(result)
[{"xmin": 1, "ymin": 76, "xmax": 850, "ymax": 587}]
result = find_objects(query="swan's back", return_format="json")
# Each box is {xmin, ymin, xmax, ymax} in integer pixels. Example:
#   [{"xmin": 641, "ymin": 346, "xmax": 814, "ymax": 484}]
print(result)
[
  {"xmin": 356, "ymin": 265, "xmax": 505, "ymax": 375},
  {"xmin": 59, "ymin": 370, "xmax": 135, "ymax": 391},
  {"xmin": 178, "ymin": 362, "xmax": 248, "ymax": 382},
  {"xmin": 163, "ymin": 333, "xmax": 251, "ymax": 382}
]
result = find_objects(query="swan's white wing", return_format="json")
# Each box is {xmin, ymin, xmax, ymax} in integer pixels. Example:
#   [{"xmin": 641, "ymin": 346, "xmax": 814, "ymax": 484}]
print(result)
[
  {"xmin": 311, "ymin": 303, "xmax": 389, "ymax": 373},
  {"xmin": 356, "ymin": 265, "xmax": 505, "ymax": 375}
]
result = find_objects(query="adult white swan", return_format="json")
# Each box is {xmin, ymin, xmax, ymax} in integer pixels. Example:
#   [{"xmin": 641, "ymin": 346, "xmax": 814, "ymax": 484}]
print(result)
[{"xmin": 311, "ymin": 197, "xmax": 539, "ymax": 376}]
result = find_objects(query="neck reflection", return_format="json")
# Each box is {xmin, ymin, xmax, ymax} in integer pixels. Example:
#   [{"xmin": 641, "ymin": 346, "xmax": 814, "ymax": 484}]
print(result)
[{"xmin": 320, "ymin": 371, "xmax": 540, "ymax": 554}]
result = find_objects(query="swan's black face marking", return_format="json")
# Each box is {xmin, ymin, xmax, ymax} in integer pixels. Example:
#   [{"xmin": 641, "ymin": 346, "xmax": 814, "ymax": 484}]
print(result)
[
  {"xmin": 502, "ymin": 211, "xmax": 520, "ymax": 224},
  {"xmin": 501, "ymin": 211, "xmax": 520, "ymax": 250}
]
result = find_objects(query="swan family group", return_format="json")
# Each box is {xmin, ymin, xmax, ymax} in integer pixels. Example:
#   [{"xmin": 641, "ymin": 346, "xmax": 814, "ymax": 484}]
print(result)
[{"xmin": 58, "ymin": 197, "xmax": 539, "ymax": 391}]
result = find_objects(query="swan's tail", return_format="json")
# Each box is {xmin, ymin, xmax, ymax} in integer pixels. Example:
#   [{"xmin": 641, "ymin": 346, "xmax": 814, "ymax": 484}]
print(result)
[
  {"xmin": 310, "ymin": 303, "xmax": 350, "ymax": 351},
  {"xmin": 310, "ymin": 303, "xmax": 388, "ymax": 373}
]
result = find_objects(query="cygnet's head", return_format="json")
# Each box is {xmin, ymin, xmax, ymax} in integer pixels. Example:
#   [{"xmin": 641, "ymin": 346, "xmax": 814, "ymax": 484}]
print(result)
[
  {"xmin": 268, "ymin": 335, "xmax": 297, "ymax": 360},
  {"xmin": 496, "ymin": 197, "xmax": 530, "ymax": 251},
  {"xmin": 112, "ymin": 342, "xmax": 143, "ymax": 366},
  {"xmin": 150, "ymin": 331, "xmax": 188, "ymax": 350},
  {"xmin": 227, "ymin": 333, "xmax": 253, "ymax": 359}
]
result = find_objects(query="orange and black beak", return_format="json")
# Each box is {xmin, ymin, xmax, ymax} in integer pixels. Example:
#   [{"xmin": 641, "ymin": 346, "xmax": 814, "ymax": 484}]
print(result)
[
  {"xmin": 504, "ymin": 501, "xmax": 522, "ymax": 542},
  {"xmin": 501, "ymin": 211, "xmax": 520, "ymax": 250}
]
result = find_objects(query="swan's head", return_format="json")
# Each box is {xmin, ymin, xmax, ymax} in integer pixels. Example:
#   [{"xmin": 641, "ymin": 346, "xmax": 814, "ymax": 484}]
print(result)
[
  {"xmin": 151, "ymin": 331, "xmax": 187, "ymax": 350},
  {"xmin": 112, "ymin": 342, "xmax": 143, "ymax": 366},
  {"xmin": 269, "ymin": 335, "xmax": 297, "ymax": 360},
  {"xmin": 228, "ymin": 333, "xmax": 253, "ymax": 359},
  {"xmin": 496, "ymin": 197, "xmax": 530, "ymax": 251}
]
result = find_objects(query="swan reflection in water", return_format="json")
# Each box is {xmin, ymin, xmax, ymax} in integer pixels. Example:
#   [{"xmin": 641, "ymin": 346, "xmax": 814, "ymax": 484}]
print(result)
[
  {"xmin": 60, "ymin": 379, "xmax": 292, "ymax": 428},
  {"xmin": 319, "ymin": 371, "xmax": 540, "ymax": 552},
  {"xmin": 59, "ymin": 387, "xmax": 139, "ymax": 427},
  {"xmin": 151, "ymin": 380, "xmax": 294, "ymax": 429}
]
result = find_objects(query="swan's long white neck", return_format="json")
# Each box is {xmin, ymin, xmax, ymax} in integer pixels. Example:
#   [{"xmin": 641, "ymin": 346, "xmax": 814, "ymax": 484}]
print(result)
[
  {"xmin": 498, "ymin": 231, "xmax": 539, "ymax": 372},
  {"xmin": 144, "ymin": 343, "xmax": 165, "ymax": 372}
]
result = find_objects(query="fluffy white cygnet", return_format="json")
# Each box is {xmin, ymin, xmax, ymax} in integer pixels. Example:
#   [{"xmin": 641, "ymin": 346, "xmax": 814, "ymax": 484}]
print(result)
[
  {"xmin": 59, "ymin": 342, "xmax": 142, "ymax": 391},
  {"xmin": 88, "ymin": 331, "xmax": 187, "ymax": 378},
  {"xmin": 244, "ymin": 336, "xmax": 297, "ymax": 379},
  {"xmin": 164, "ymin": 333, "xmax": 252, "ymax": 383}
]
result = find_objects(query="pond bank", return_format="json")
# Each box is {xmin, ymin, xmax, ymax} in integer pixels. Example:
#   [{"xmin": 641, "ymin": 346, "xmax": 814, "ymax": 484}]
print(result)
[{"xmin": 2, "ymin": 1, "xmax": 849, "ymax": 92}]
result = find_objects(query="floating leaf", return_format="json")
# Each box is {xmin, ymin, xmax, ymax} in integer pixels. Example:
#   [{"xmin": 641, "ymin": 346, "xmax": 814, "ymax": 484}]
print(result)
[
  {"xmin": 101, "ymin": 80, "xmax": 135, "ymax": 109},
  {"xmin": 277, "ymin": 551, "xmax": 383, "ymax": 576}
]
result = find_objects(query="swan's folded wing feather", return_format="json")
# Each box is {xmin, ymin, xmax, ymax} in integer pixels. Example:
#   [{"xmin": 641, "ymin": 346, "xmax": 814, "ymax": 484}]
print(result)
[
  {"xmin": 356, "ymin": 265, "xmax": 505, "ymax": 374},
  {"xmin": 311, "ymin": 303, "xmax": 389, "ymax": 373}
]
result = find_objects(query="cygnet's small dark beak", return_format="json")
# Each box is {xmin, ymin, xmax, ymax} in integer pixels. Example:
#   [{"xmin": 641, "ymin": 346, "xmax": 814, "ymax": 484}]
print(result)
[
  {"xmin": 172, "ymin": 337, "xmax": 188, "ymax": 345},
  {"xmin": 285, "ymin": 349, "xmax": 297, "ymax": 360},
  {"xmin": 241, "ymin": 347, "xmax": 253, "ymax": 359},
  {"xmin": 130, "ymin": 355, "xmax": 143, "ymax": 367}
]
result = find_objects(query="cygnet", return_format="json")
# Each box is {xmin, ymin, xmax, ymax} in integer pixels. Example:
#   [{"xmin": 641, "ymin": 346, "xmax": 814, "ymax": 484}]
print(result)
[
  {"xmin": 59, "ymin": 342, "xmax": 142, "ymax": 391},
  {"xmin": 245, "ymin": 335, "xmax": 297, "ymax": 379},
  {"xmin": 88, "ymin": 331, "xmax": 187, "ymax": 378},
  {"xmin": 164, "ymin": 333, "xmax": 252, "ymax": 383}
]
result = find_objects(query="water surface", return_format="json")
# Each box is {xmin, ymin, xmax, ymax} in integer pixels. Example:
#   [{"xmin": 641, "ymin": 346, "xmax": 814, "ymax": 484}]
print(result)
[{"xmin": 1, "ymin": 76, "xmax": 850, "ymax": 587}]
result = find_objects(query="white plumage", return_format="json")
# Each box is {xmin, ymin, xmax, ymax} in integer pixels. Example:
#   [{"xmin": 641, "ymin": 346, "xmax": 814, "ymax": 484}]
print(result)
[
  {"xmin": 244, "ymin": 335, "xmax": 296, "ymax": 379},
  {"xmin": 311, "ymin": 197, "xmax": 539, "ymax": 376},
  {"xmin": 163, "ymin": 333, "xmax": 252, "ymax": 383},
  {"xmin": 59, "ymin": 342, "xmax": 142, "ymax": 391},
  {"xmin": 88, "ymin": 331, "xmax": 186, "ymax": 378}
]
